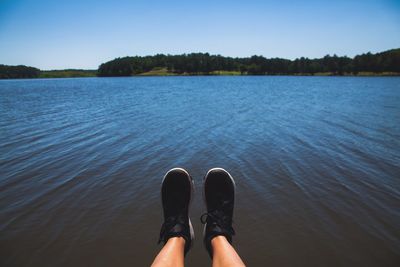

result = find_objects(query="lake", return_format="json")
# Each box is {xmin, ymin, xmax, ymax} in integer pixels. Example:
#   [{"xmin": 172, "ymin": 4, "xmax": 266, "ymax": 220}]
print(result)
[{"xmin": 1, "ymin": 76, "xmax": 399, "ymax": 266}]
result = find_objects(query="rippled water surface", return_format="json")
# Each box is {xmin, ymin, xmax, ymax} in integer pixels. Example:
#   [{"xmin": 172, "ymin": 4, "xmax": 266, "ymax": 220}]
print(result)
[{"xmin": 1, "ymin": 76, "xmax": 400, "ymax": 266}]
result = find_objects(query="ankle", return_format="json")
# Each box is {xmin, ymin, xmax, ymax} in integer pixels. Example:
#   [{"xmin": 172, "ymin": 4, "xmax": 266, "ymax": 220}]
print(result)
[
  {"xmin": 167, "ymin": 236, "xmax": 186, "ymax": 247},
  {"xmin": 211, "ymin": 235, "xmax": 228, "ymax": 246}
]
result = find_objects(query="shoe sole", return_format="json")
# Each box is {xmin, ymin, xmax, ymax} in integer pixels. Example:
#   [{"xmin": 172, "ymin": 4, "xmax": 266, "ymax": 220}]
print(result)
[
  {"xmin": 202, "ymin": 168, "xmax": 236, "ymax": 243},
  {"xmin": 162, "ymin": 167, "xmax": 195, "ymax": 250}
]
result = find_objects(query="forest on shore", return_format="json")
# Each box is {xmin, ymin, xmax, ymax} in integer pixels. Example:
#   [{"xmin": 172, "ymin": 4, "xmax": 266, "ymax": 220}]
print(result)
[
  {"xmin": 98, "ymin": 48, "xmax": 400, "ymax": 76},
  {"xmin": 1, "ymin": 48, "xmax": 399, "ymax": 79},
  {"xmin": 0, "ymin": 65, "xmax": 40, "ymax": 79}
]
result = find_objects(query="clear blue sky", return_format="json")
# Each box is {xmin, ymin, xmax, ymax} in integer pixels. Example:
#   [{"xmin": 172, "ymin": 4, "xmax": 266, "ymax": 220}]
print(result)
[{"xmin": 0, "ymin": 0, "xmax": 399, "ymax": 70}]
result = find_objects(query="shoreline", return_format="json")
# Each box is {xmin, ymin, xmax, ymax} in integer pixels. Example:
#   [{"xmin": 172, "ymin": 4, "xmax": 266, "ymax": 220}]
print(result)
[
  {"xmin": 1, "ymin": 71, "xmax": 400, "ymax": 80},
  {"xmin": 135, "ymin": 71, "xmax": 400, "ymax": 77}
]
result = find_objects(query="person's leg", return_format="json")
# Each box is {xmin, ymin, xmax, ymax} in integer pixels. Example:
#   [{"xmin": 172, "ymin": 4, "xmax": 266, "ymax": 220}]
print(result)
[
  {"xmin": 201, "ymin": 168, "xmax": 246, "ymax": 266},
  {"xmin": 151, "ymin": 237, "xmax": 185, "ymax": 267},
  {"xmin": 151, "ymin": 168, "xmax": 194, "ymax": 267},
  {"xmin": 211, "ymin": 235, "xmax": 245, "ymax": 267}
]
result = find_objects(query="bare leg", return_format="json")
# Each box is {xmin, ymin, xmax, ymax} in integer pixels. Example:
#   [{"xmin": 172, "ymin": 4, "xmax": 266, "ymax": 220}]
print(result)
[
  {"xmin": 211, "ymin": 236, "xmax": 246, "ymax": 267},
  {"xmin": 151, "ymin": 237, "xmax": 185, "ymax": 267}
]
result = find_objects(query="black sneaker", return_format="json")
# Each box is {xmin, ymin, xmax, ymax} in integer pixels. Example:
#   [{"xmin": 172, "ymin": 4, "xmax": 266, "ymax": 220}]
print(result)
[
  {"xmin": 158, "ymin": 168, "xmax": 194, "ymax": 255},
  {"xmin": 201, "ymin": 168, "xmax": 236, "ymax": 257}
]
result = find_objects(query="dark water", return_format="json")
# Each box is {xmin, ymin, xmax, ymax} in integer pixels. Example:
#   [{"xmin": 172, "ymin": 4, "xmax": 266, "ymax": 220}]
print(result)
[{"xmin": 1, "ymin": 76, "xmax": 399, "ymax": 266}]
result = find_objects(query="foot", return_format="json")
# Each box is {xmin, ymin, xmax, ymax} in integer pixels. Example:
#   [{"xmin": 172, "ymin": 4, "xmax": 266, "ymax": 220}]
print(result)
[
  {"xmin": 158, "ymin": 168, "xmax": 194, "ymax": 255},
  {"xmin": 201, "ymin": 168, "xmax": 236, "ymax": 257}
]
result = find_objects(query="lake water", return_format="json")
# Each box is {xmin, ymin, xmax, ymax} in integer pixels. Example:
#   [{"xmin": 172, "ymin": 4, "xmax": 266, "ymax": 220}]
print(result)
[{"xmin": 0, "ymin": 76, "xmax": 399, "ymax": 266}]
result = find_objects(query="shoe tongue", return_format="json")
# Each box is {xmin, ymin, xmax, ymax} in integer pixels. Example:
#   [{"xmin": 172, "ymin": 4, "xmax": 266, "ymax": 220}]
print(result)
[
  {"xmin": 170, "ymin": 223, "xmax": 185, "ymax": 234},
  {"xmin": 210, "ymin": 223, "xmax": 224, "ymax": 234},
  {"xmin": 208, "ymin": 213, "xmax": 234, "ymax": 237}
]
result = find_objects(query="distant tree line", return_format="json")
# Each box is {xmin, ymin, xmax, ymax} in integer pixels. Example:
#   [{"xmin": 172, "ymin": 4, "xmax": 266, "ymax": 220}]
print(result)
[
  {"xmin": 0, "ymin": 65, "xmax": 40, "ymax": 79},
  {"xmin": 1, "ymin": 49, "xmax": 399, "ymax": 79},
  {"xmin": 98, "ymin": 48, "xmax": 400, "ymax": 76}
]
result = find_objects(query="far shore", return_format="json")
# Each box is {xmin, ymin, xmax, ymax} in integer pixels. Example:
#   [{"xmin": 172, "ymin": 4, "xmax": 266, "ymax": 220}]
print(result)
[
  {"xmin": 1, "ymin": 68, "xmax": 400, "ymax": 80},
  {"xmin": 34, "ymin": 69, "xmax": 400, "ymax": 79},
  {"xmin": 136, "ymin": 69, "xmax": 400, "ymax": 77},
  {"xmin": 2, "ymin": 48, "xmax": 399, "ymax": 79}
]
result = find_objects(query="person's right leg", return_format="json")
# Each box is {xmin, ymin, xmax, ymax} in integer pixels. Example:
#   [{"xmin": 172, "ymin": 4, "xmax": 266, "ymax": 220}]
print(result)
[{"xmin": 201, "ymin": 168, "xmax": 246, "ymax": 267}]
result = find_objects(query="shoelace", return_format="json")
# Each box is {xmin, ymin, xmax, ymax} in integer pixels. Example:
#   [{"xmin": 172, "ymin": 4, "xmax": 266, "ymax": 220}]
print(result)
[
  {"xmin": 200, "ymin": 209, "xmax": 235, "ymax": 236},
  {"xmin": 158, "ymin": 215, "xmax": 185, "ymax": 244}
]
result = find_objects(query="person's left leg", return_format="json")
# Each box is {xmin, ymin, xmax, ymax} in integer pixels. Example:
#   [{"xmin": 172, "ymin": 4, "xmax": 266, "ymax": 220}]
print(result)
[
  {"xmin": 151, "ymin": 237, "xmax": 185, "ymax": 267},
  {"xmin": 151, "ymin": 168, "xmax": 194, "ymax": 267},
  {"xmin": 210, "ymin": 236, "xmax": 245, "ymax": 267},
  {"xmin": 201, "ymin": 168, "xmax": 246, "ymax": 267}
]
